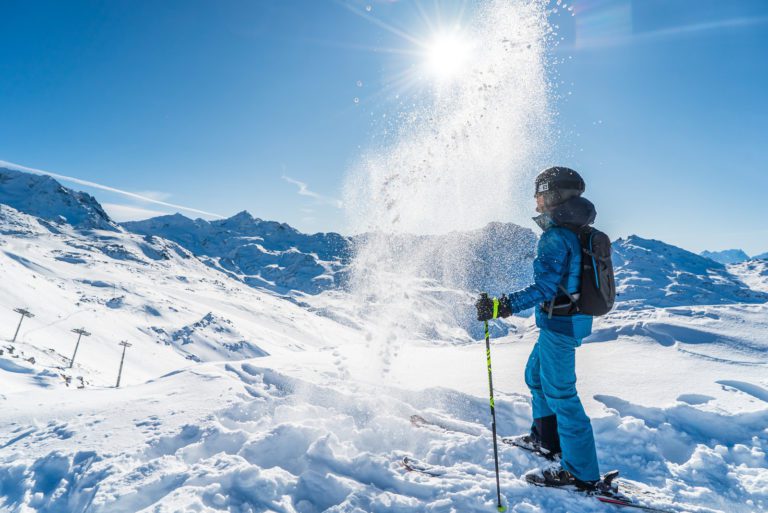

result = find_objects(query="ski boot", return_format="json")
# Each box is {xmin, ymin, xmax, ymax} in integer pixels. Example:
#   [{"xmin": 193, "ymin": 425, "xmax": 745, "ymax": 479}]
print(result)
[{"xmin": 525, "ymin": 465, "xmax": 617, "ymax": 493}]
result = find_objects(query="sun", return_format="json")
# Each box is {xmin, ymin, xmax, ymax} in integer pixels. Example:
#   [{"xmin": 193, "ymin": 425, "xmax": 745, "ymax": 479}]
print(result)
[
  {"xmin": 340, "ymin": 2, "xmax": 476, "ymax": 91},
  {"xmin": 424, "ymin": 30, "xmax": 473, "ymax": 82}
]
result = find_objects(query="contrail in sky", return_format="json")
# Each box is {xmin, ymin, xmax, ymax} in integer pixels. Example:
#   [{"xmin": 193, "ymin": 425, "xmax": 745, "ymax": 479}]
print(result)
[{"xmin": 0, "ymin": 159, "xmax": 224, "ymax": 219}]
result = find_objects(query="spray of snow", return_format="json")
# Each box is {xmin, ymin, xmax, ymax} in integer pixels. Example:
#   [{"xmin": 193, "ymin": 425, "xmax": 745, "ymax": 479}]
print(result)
[{"xmin": 344, "ymin": 0, "xmax": 553, "ymax": 371}]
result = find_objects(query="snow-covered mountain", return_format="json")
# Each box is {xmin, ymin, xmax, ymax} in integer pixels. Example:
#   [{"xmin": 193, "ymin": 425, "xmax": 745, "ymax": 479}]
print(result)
[
  {"xmin": 754, "ymin": 251, "xmax": 768, "ymax": 260},
  {"xmin": 0, "ymin": 167, "xmax": 118, "ymax": 232},
  {"xmin": 122, "ymin": 212, "xmax": 538, "ymax": 301},
  {"xmin": 612, "ymin": 235, "xmax": 767, "ymax": 308},
  {"xmin": 700, "ymin": 248, "xmax": 750, "ymax": 264},
  {"xmin": 10, "ymin": 165, "xmax": 764, "ymax": 313},
  {"xmin": 123, "ymin": 212, "xmax": 351, "ymax": 295}
]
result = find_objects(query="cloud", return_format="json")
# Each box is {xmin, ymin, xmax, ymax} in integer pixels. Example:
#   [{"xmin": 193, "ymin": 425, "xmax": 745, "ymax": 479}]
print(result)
[
  {"xmin": 0, "ymin": 160, "xmax": 224, "ymax": 219},
  {"xmin": 101, "ymin": 203, "xmax": 173, "ymax": 222},
  {"xmin": 282, "ymin": 175, "xmax": 343, "ymax": 209}
]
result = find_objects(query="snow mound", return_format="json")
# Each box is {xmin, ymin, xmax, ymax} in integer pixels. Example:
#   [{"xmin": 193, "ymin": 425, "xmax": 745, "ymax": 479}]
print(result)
[
  {"xmin": 0, "ymin": 341, "xmax": 89, "ymax": 393},
  {"xmin": 588, "ymin": 303, "xmax": 768, "ymax": 367},
  {"xmin": 0, "ymin": 351, "xmax": 61, "ymax": 393},
  {"xmin": 612, "ymin": 235, "xmax": 768, "ymax": 308},
  {"xmin": 147, "ymin": 312, "xmax": 269, "ymax": 362},
  {"xmin": 0, "ymin": 167, "xmax": 118, "ymax": 232}
]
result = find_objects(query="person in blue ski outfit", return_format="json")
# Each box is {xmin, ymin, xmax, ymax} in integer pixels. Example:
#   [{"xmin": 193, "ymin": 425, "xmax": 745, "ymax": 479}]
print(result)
[{"xmin": 476, "ymin": 166, "xmax": 602, "ymax": 490}]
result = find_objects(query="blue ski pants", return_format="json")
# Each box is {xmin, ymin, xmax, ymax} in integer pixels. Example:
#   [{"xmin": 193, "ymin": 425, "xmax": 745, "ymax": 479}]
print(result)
[{"xmin": 524, "ymin": 328, "xmax": 600, "ymax": 482}]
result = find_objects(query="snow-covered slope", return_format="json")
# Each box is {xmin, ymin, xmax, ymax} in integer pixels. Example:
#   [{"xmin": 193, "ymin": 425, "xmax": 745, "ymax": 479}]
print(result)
[
  {"xmin": 0, "ymin": 203, "xmax": 355, "ymax": 391},
  {"xmin": 0, "ymin": 167, "xmax": 118, "ymax": 232},
  {"xmin": 700, "ymin": 248, "xmax": 750, "ymax": 264},
  {"xmin": 612, "ymin": 235, "xmax": 768, "ymax": 308},
  {"xmin": 728, "ymin": 258, "xmax": 768, "ymax": 294},
  {"xmin": 2, "ymin": 302, "xmax": 767, "ymax": 513}
]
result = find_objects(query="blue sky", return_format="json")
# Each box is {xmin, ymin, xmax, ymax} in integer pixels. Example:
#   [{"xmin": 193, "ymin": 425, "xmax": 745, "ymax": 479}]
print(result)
[{"xmin": 1, "ymin": 0, "xmax": 767, "ymax": 254}]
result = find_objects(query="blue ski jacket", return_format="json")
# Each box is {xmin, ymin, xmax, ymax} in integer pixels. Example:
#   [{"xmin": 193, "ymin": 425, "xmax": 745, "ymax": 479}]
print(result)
[{"xmin": 507, "ymin": 197, "xmax": 596, "ymax": 339}]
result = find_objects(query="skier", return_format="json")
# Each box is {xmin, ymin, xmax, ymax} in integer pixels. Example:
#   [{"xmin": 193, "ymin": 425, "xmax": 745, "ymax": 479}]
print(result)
[{"xmin": 475, "ymin": 166, "xmax": 603, "ymax": 491}]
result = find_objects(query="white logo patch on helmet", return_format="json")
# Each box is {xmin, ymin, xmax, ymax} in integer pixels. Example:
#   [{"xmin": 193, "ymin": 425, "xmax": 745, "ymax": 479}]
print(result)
[{"xmin": 537, "ymin": 182, "xmax": 549, "ymax": 193}]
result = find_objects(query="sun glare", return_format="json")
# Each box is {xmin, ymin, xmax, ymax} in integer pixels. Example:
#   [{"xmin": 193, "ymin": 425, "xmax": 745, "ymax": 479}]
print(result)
[{"xmin": 424, "ymin": 30, "xmax": 472, "ymax": 81}]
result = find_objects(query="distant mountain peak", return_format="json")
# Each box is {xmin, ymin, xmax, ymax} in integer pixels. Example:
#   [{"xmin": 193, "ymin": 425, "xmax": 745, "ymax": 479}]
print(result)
[
  {"xmin": 700, "ymin": 249, "xmax": 750, "ymax": 265},
  {"xmin": 215, "ymin": 210, "xmax": 265, "ymax": 230},
  {"xmin": 0, "ymin": 167, "xmax": 118, "ymax": 231},
  {"xmin": 228, "ymin": 210, "xmax": 256, "ymax": 222}
]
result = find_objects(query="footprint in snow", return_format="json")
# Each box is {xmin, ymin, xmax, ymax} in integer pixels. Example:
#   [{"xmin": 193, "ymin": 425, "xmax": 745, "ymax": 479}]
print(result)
[{"xmin": 676, "ymin": 394, "xmax": 715, "ymax": 405}]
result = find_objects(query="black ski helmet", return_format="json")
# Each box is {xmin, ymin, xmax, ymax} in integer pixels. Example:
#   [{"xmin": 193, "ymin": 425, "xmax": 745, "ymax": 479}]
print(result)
[{"xmin": 534, "ymin": 166, "xmax": 585, "ymax": 208}]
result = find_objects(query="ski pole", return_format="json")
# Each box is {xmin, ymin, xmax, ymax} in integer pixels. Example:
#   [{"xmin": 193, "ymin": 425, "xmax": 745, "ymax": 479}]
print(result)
[{"xmin": 481, "ymin": 293, "xmax": 505, "ymax": 512}]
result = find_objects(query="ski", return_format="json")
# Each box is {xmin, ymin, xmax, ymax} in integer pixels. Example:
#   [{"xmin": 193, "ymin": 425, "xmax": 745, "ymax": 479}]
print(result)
[
  {"xmin": 401, "ymin": 456, "xmax": 445, "ymax": 477},
  {"xmin": 528, "ymin": 483, "xmax": 676, "ymax": 513},
  {"xmin": 410, "ymin": 414, "xmax": 450, "ymax": 431},
  {"xmin": 594, "ymin": 495, "xmax": 675, "ymax": 512},
  {"xmin": 409, "ymin": 414, "xmax": 478, "ymax": 435},
  {"xmin": 525, "ymin": 473, "xmax": 676, "ymax": 513}
]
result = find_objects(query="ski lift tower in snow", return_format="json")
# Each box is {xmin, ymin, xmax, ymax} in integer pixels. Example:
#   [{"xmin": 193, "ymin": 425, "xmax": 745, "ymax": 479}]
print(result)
[
  {"xmin": 11, "ymin": 308, "xmax": 34, "ymax": 343},
  {"xmin": 115, "ymin": 340, "xmax": 132, "ymax": 388},
  {"xmin": 69, "ymin": 328, "xmax": 91, "ymax": 368}
]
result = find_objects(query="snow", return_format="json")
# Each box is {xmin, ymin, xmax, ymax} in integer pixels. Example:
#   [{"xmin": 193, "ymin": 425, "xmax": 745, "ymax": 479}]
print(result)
[
  {"xmin": 1, "ymin": 177, "xmax": 768, "ymax": 512},
  {"xmin": 728, "ymin": 259, "xmax": 768, "ymax": 294},
  {"xmin": 149, "ymin": 312, "xmax": 271, "ymax": 362}
]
